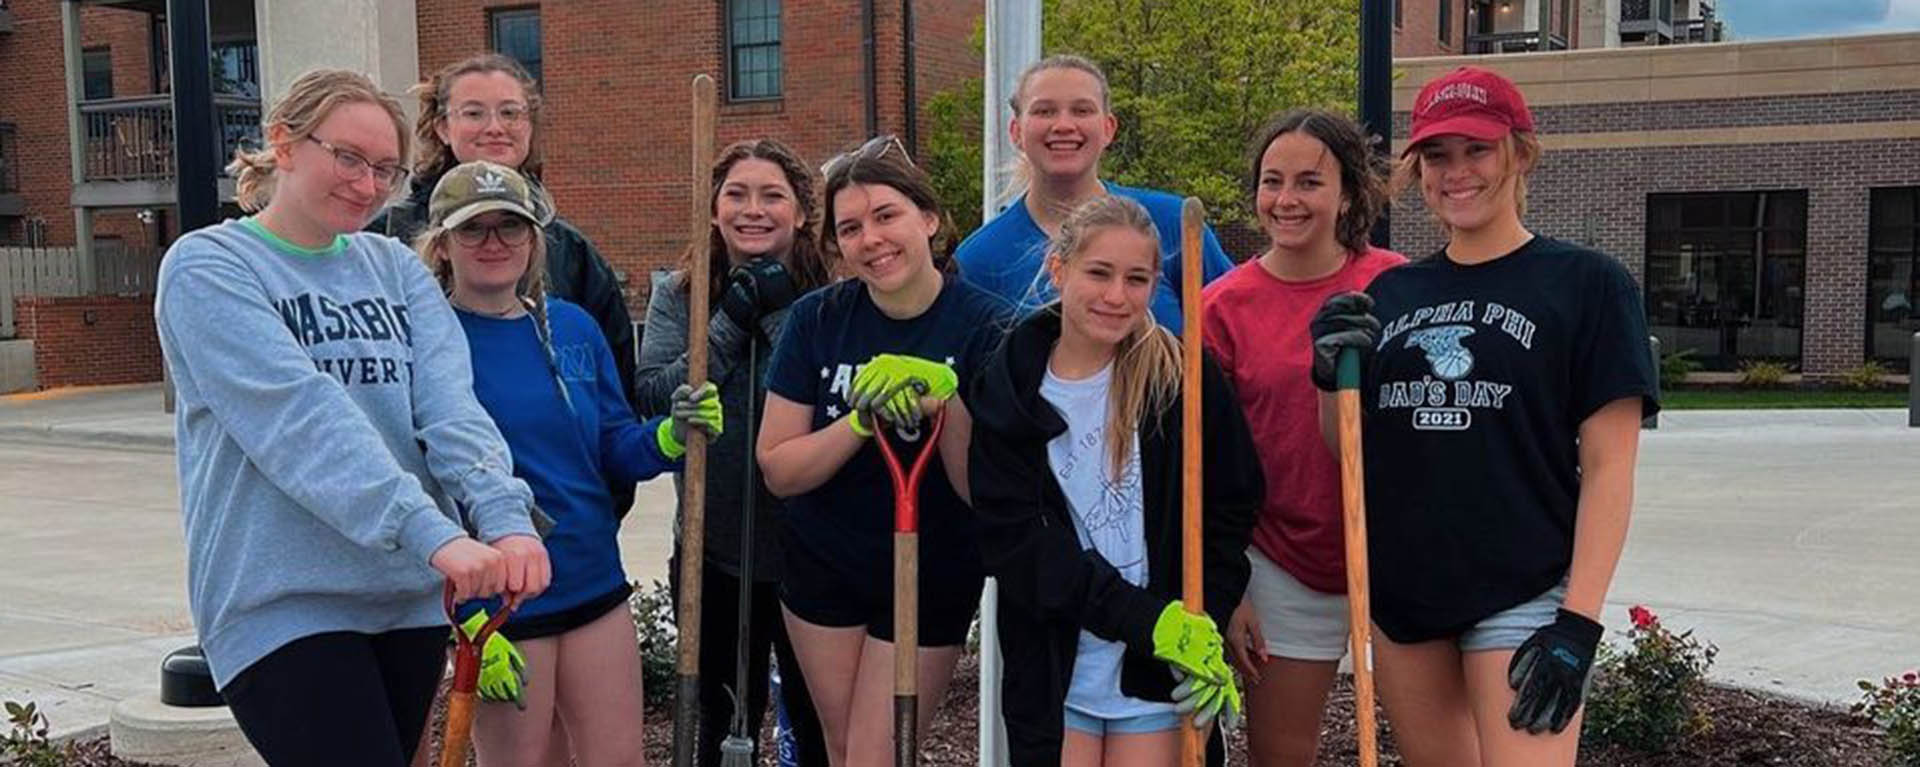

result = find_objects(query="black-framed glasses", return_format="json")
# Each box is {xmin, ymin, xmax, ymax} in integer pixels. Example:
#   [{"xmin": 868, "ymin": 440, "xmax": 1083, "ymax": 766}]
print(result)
[
  {"xmin": 820, "ymin": 134, "xmax": 911, "ymax": 178},
  {"xmin": 306, "ymin": 135, "xmax": 409, "ymax": 191},
  {"xmin": 452, "ymin": 216, "xmax": 535, "ymax": 248}
]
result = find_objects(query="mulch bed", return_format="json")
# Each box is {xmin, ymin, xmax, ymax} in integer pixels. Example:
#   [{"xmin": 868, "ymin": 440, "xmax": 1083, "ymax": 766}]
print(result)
[{"xmin": 40, "ymin": 656, "xmax": 1889, "ymax": 766}]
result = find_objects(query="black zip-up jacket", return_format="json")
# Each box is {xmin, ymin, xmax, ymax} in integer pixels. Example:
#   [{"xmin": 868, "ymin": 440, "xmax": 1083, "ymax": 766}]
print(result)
[
  {"xmin": 369, "ymin": 175, "xmax": 638, "ymax": 403},
  {"xmin": 968, "ymin": 309, "xmax": 1262, "ymax": 766}
]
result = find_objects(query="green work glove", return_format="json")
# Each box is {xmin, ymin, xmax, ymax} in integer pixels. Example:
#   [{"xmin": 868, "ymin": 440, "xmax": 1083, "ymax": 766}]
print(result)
[
  {"xmin": 459, "ymin": 610, "xmax": 528, "ymax": 709},
  {"xmin": 1151, "ymin": 601, "xmax": 1230, "ymax": 686},
  {"xmin": 849, "ymin": 354, "xmax": 958, "ymax": 427},
  {"xmin": 1172, "ymin": 669, "xmax": 1244, "ymax": 731},
  {"xmin": 657, "ymin": 382, "xmax": 723, "ymax": 459}
]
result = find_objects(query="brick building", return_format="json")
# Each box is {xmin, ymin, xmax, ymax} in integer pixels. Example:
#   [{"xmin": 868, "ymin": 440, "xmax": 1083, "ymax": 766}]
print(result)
[{"xmin": 1390, "ymin": 33, "xmax": 1920, "ymax": 375}]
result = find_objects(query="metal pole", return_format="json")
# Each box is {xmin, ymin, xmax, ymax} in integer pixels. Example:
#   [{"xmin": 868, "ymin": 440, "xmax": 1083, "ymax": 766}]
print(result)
[
  {"xmin": 167, "ymin": 0, "xmax": 220, "ymax": 234},
  {"xmin": 1359, "ymin": 0, "xmax": 1394, "ymax": 248},
  {"xmin": 1909, "ymin": 333, "xmax": 1917, "ymax": 428},
  {"xmin": 1645, "ymin": 336, "xmax": 1660, "ymax": 430}
]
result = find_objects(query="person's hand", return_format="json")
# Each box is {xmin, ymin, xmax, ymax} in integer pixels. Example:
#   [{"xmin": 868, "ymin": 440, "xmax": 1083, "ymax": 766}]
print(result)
[
  {"xmin": 1226, "ymin": 595, "xmax": 1270, "ymax": 683},
  {"xmin": 1171, "ymin": 669, "xmax": 1243, "ymax": 731},
  {"xmin": 430, "ymin": 538, "xmax": 504, "ymax": 604},
  {"xmin": 849, "ymin": 354, "xmax": 958, "ymax": 426},
  {"xmin": 459, "ymin": 610, "xmax": 529, "ymax": 709},
  {"xmin": 658, "ymin": 383, "xmax": 723, "ymax": 458},
  {"xmin": 490, "ymin": 534, "xmax": 549, "ymax": 609},
  {"xmin": 1151, "ymin": 601, "xmax": 1230, "ymax": 686},
  {"xmin": 718, "ymin": 257, "xmax": 799, "ymax": 332},
  {"xmin": 1309, "ymin": 292, "xmax": 1381, "ymax": 392},
  {"xmin": 1507, "ymin": 608, "xmax": 1604, "ymax": 734}
]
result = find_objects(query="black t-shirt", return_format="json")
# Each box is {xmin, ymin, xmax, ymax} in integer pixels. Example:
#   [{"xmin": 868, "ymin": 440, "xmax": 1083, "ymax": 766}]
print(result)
[
  {"xmin": 1362, "ymin": 236, "xmax": 1659, "ymax": 643},
  {"xmin": 766, "ymin": 276, "xmax": 1013, "ymax": 570}
]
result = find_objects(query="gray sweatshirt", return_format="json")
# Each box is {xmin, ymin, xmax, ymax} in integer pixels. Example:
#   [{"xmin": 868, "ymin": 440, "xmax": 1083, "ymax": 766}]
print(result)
[{"xmin": 155, "ymin": 218, "xmax": 536, "ymax": 688}]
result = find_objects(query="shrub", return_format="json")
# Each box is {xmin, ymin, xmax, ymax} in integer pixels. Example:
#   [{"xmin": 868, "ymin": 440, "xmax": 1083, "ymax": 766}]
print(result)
[
  {"xmin": 1659, "ymin": 347, "xmax": 1701, "ymax": 390},
  {"xmin": 1736, "ymin": 359, "xmax": 1792, "ymax": 387},
  {"xmin": 1583, "ymin": 605, "xmax": 1718, "ymax": 752},
  {"xmin": 3, "ymin": 700, "xmax": 66, "ymax": 767},
  {"xmin": 1855, "ymin": 670, "xmax": 1920, "ymax": 766},
  {"xmin": 1837, "ymin": 361, "xmax": 1893, "ymax": 391},
  {"xmin": 630, "ymin": 580, "xmax": 679, "ymax": 709}
]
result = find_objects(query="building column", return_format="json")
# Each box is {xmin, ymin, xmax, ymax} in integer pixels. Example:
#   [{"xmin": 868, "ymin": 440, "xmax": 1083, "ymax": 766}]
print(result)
[
  {"xmin": 1580, "ymin": 0, "xmax": 1622, "ymax": 48},
  {"xmin": 61, "ymin": 0, "xmax": 96, "ymax": 291},
  {"xmin": 254, "ymin": 0, "xmax": 419, "ymax": 121}
]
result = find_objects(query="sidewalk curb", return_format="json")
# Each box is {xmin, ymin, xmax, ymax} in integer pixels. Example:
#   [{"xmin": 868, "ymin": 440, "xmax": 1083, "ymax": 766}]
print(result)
[{"xmin": 0, "ymin": 424, "xmax": 174, "ymax": 452}]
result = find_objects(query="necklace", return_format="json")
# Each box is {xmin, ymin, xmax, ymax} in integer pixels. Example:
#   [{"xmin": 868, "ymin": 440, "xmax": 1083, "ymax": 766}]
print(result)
[{"xmin": 449, "ymin": 295, "xmax": 526, "ymax": 318}]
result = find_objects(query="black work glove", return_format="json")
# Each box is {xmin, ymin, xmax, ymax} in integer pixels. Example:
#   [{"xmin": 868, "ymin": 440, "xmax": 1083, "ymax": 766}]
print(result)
[
  {"xmin": 1506, "ymin": 608, "xmax": 1603, "ymax": 734},
  {"xmin": 718, "ymin": 257, "xmax": 798, "ymax": 333},
  {"xmin": 1308, "ymin": 291, "xmax": 1381, "ymax": 392}
]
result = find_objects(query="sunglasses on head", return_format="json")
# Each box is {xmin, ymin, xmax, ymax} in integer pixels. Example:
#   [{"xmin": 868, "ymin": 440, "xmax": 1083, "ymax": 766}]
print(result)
[{"xmin": 820, "ymin": 134, "xmax": 911, "ymax": 178}]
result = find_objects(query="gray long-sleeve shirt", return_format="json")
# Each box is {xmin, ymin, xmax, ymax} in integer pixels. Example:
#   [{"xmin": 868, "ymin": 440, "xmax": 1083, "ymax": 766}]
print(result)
[
  {"xmin": 156, "ymin": 218, "xmax": 536, "ymax": 687},
  {"xmin": 634, "ymin": 271, "xmax": 787, "ymax": 581}
]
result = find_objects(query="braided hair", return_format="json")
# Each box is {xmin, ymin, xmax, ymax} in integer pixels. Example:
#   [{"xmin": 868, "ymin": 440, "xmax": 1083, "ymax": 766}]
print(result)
[{"xmin": 415, "ymin": 220, "xmax": 571, "ymax": 410}]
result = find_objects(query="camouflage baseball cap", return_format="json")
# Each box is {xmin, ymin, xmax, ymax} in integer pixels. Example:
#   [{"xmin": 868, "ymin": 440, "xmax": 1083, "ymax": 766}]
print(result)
[{"xmin": 428, "ymin": 161, "xmax": 555, "ymax": 230}]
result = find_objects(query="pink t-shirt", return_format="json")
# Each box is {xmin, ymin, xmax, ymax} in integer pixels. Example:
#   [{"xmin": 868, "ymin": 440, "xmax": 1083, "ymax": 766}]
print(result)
[{"xmin": 1202, "ymin": 247, "xmax": 1406, "ymax": 594}]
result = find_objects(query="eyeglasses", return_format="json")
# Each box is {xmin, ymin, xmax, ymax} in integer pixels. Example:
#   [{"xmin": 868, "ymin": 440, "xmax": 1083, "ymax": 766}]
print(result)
[
  {"xmin": 447, "ymin": 103, "xmax": 531, "ymax": 128},
  {"xmin": 452, "ymin": 216, "xmax": 535, "ymax": 248},
  {"xmin": 305, "ymin": 136, "xmax": 409, "ymax": 191},
  {"xmin": 820, "ymin": 134, "xmax": 911, "ymax": 178}
]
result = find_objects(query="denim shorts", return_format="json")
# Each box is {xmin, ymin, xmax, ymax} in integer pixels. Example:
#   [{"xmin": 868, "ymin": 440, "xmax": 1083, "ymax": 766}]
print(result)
[
  {"xmin": 1063, "ymin": 708, "xmax": 1182, "ymax": 736},
  {"xmin": 1458, "ymin": 580, "xmax": 1569, "ymax": 652}
]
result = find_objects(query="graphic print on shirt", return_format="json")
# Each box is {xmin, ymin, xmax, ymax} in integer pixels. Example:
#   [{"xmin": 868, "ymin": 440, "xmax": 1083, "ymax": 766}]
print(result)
[
  {"xmin": 1375, "ymin": 299, "xmax": 1536, "ymax": 431},
  {"xmin": 272, "ymin": 291, "xmax": 417, "ymax": 387},
  {"xmin": 817, "ymin": 355, "xmax": 959, "ymax": 444},
  {"xmin": 1053, "ymin": 427, "xmax": 1146, "ymax": 572}
]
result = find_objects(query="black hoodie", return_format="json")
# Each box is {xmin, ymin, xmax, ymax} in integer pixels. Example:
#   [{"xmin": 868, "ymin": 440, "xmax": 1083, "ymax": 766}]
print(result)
[{"xmin": 968, "ymin": 308, "xmax": 1262, "ymax": 766}]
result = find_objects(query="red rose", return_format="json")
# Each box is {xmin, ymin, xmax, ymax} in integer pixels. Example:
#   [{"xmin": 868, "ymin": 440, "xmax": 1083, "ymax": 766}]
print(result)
[{"xmin": 1629, "ymin": 605, "xmax": 1656, "ymax": 630}]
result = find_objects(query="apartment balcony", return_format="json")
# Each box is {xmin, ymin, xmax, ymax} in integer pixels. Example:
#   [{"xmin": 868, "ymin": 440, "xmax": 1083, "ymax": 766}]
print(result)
[
  {"xmin": 1676, "ymin": 16, "xmax": 1725, "ymax": 43},
  {"xmin": 72, "ymin": 95, "xmax": 256, "ymax": 208},
  {"xmin": 1465, "ymin": 29, "xmax": 1571, "ymax": 54}
]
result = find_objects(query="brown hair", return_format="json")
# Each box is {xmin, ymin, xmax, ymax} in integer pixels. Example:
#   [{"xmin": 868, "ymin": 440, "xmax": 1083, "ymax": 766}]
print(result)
[
  {"xmin": 412, "ymin": 54, "xmax": 544, "ymax": 182},
  {"xmin": 1390, "ymin": 131, "xmax": 1543, "ymax": 229},
  {"xmin": 679, "ymin": 139, "xmax": 833, "ymax": 301},
  {"xmin": 1046, "ymin": 195, "xmax": 1182, "ymax": 478},
  {"xmin": 1247, "ymin": 109, "xmax": 1389, "ymax": 253},
  {"xmin": 820, "ymin": 140, "xmax": 957, "ymax": 274},
  {"xmin": 228, "ymin": 69, "xmax": 410, "ymax": 212}
]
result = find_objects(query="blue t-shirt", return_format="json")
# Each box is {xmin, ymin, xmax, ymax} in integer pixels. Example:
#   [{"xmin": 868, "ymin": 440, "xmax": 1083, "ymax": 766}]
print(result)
[
  {"xmin": 766, "ymin": 277, "xmax": 1013, "ymax": 566},
  {"xmin": 457, "ymin": 298, "xmax": 677, "ymax": 622},
  {"xmin": 953, "ymin": 183, "xmax": 1234, "ymax": 335}
]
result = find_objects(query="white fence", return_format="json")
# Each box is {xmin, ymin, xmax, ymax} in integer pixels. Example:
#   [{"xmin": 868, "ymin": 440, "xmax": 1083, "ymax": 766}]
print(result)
[{"xmin": 0, "ymin": 245, "xmax": 161, "ymax": 338}]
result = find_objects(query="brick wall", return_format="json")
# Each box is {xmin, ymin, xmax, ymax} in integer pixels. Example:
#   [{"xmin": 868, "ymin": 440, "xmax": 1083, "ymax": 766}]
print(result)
[
  {"xmin": 1395, "ymin": 0, "xmax": 1469, "ymax": 59},
  {"xmin": 415, "ymin": 0, "xmax": 983, "ymax": 313},
  {"xmin": 14, "ymin": 295, "xmax": 163, "ymax": 388}
]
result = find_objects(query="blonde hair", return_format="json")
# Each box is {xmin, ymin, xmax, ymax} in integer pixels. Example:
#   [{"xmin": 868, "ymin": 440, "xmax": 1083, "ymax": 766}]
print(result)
[
  {"xmin": 1391, "ymin": 131, "xmax": 1542, "ymax": 232},
  {"xmin": 416, "ymin": 217, "xmax": 559, "ymax": 374},
  {"xmin": 1045, "ymin": 195, "xmax": 1182, "ymax": 478},
  {"xmin": 228, "ymin": 69, "xmax": 410, "ymax": 212},
  {"xmin": 412, "ymin": 54, "xmax": 544, "ymax": 181}
]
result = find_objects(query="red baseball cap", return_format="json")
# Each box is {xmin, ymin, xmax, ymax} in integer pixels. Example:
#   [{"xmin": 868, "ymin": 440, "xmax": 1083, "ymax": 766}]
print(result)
[{"xmin": 1404, "ymin": 66, "xmax": 1535, "ymax": 154}]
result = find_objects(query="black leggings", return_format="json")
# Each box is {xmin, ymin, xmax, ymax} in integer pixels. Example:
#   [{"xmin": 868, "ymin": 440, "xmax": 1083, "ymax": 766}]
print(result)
[
  {"xmin": 221, "ymin": 627, "xmax": 446, "ymax": 767},
  {"xmin": 674, "ymin": 556, "xmax": 829, "ymax": 767}
]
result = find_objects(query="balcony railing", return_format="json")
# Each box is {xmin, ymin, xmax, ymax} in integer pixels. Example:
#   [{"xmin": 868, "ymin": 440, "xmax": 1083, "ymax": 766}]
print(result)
[
  {"xmin": 1465, "ymin": 30, "xmax": 1571, "ymax": 55},
  {"xmin": 1676, "ymin": 17, "xmax": 1723, "ymax": 43},
  {"xmin": 79, "ymin": 95, "xmax": 261, "ymax": 182},
  {"xmin": 0, "ymin": 122, "xmax": 17, "ymax": 194}
]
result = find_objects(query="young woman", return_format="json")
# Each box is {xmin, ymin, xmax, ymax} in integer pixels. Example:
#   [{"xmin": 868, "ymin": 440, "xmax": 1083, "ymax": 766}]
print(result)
[
  {"xmin": 1200, "ymin": 110, "xmax": 1406, "ymax": 767},
  {"xmin": 1311, "ymin": 66, "xmax": 1659, "ymax": 767},
  {"xmin": 635, "ymin": 138, "xmax": 834, "ymax": 767},
  {"xmin": 968, "ymin": 195, "xmax": 1262, "ymax": 767},
  {"xmin": 756, "ymin": 137, "xmax": 1009, "ymax": 767},
  {"xmin": 369, "ymin": 54, "xmax": 636, "ymax": 416},
  {"xmin": 417, "ymin": 160, "xmax": 722, "ymax": 766},
  {"xmin": 154, "ymin": 69, "xmax": 549, "ymax": 767},
  {"xmin": 953, "ymin": 54, "xmax": 1233, "ymax": 334}
]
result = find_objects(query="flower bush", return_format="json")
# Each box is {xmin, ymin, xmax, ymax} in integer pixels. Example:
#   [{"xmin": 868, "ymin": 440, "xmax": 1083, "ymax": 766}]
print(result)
[
  {"xmin": 1855, "ymin": 669, "xmax": 1920, "ymax": 765},
  {"xmin": 1582, "ymin": 605, "xmax": 1718, "ymax": 752}
]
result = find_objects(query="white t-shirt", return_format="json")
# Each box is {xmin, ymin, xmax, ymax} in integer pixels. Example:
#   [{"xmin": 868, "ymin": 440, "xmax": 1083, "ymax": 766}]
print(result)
[{"xmin": 1041, "ymin": 362, "xmax": 1173, "ymax": 720}]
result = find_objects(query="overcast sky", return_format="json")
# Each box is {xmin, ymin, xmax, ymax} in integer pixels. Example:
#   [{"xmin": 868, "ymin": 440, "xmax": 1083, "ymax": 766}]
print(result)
[{"xmin": 1715, "ymin": 0, "xmax": 1920, "ymax": 40}]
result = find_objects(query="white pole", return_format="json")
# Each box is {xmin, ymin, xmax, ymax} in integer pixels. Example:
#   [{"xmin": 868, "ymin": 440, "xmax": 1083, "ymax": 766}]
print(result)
[{"xmin": 980, "ymin": 4, "xmax": 1040, "ymax": 767}]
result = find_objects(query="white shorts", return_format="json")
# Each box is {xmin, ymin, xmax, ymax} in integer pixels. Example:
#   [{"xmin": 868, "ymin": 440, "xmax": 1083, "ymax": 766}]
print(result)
[{"xmin": 1245, "ymin": 547, "xmax": 1351, "ymax": 662}]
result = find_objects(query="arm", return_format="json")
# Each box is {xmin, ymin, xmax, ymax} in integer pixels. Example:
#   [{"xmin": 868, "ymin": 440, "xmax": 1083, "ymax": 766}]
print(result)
[
  {"xmin": 968, "ymin": 417, "xmax": 1166, "ymax": 644},
  {"xmin": 157, "ymin": 251, "xmax": 465, "ymax": 563},
  {"xmin": 633, "ymin": 272, "xmax": 752, "ymax": 416},
  {"xmin": 560, "ymin": 226, "xmax": 640, "ymax": 405},
  {"xmin": 399, "ymin": 256, "xmax": 539, "ymax": 544},
  {"xmin": 1560, "ymin": 397, "xmax": 1643, "ymax": 619},
  {"xmin": 590, "ymin": 320, "xmax": 679, "ymax": 487},
  {"xmin": 755, "ymin": 393, "xmax": 869, "ymax": 498},
  {"xmin": 937, "ymin": 398, "xmax": 972, "ymax": 504}
]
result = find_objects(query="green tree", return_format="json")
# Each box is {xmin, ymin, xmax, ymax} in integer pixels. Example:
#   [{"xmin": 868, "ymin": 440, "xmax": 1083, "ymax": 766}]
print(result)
[{"xmin": 920, "ymin": 0, "xmax": 1362, "ymax": 233}]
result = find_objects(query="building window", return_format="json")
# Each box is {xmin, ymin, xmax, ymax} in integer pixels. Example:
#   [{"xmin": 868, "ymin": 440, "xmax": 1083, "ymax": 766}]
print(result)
[
  {"xmin": 489, "ymin": 8, "xmax": 543, "ymax": 85},
  {"xmin": 1440, "ymin": 0, "xmax": 1452, "ymax": 43},
  {"xmin": 1869, "ymin": 187, "xmax": 1920, "ymax": 365},
  {"xmin": 728, "ymin": 0, "xmax": 782, "ymax": 101},
  {"xmin": 1645, "ymin": 191, "xmax": 1808, "ymax": 370},
  {"xmin": 1394, "ymin": 0, "xmax": 1404, "ymax": 28},
  {"xmin": 83, "ymin": 47, "xmax": 114, "ymax": 100}
]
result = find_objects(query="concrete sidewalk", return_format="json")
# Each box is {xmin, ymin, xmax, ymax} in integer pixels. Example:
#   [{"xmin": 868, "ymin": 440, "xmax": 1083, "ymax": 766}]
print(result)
[{"xmin": 2, "ymin": 384, "xmax": 1917, "ymax": 743}]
